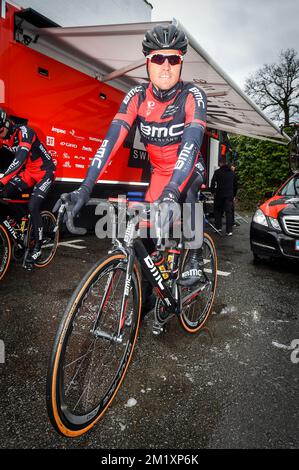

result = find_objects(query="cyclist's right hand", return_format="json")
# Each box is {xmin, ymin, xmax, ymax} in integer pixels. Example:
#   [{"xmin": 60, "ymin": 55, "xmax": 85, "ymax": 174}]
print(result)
[{"xmin": 53, "ymin": 185, "xmax": 90, "ymax": 217}]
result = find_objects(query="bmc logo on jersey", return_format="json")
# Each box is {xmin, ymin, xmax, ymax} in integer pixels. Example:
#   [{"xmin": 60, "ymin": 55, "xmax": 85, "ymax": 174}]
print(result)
[
  {"xmin": 189, "ymin": 87, "xmax": 205, "ymax": 109},
  {"xmin": 140, "ymin": 122, "xmax": 184, "ymax": 139},
  {"xmin": 20, "ymin": 126, "xmax": 28, "ymax": 139},
  {"xmin": 123, "ymin": 86, "xmax": 143, "ymax": 105}
]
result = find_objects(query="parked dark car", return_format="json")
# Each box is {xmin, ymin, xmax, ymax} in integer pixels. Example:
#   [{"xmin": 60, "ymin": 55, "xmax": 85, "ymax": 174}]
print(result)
[{"xmin": 250, "ymin": 172, "xmax": 299, "ymax": 261}]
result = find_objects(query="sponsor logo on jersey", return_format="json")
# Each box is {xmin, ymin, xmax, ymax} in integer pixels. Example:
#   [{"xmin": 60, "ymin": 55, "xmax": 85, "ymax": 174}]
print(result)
[
  {"xmin": 20, "ymin": 126, "xmax": 28, "ymax": 139},
  {"xmin": 74, "ymin": 156, "xmax": 85, "ymax": 160},
  {"xmin": 189, "ymin": 87, "xmax": 205, "ymax": 109},
  {"xmin": 82, "ymin": 146, "xmax": 93, "ymax": 152},
  {"xmin": 63, "ymin": 161, "xmax": 72, "ymax": 168},
  {"xmin": 161, "ymin": 104, "xmax": 180, "ymax": 119},
  {"xmin": 60, "ymin": 142, "xmax": 78, "ymax": 148},
  {"xmin": 69, "ymin": 129, "xmax": 85, "ymax": 141},
  {"xmin": 75, "ymin": 163, "xmax": 85, "ymax": 169},
  {"xmin": 46, "ymin": 136, "xmax": 55, "ymax": 147},
  {"xmin": 175, "ymin": 143, "xmax": 194, "ymax": 170},
  {"xmin": 63, "ymin": 152, "xmax": 71, "ymax": 159},
  {"xmin": 140, "ymin": 122, "xmax": 184, "ymax": 139},
  {"xmin": 48, "ymin": 150, "xmax": 57, "ymax": 157},
  {"xmin": 39, "ymin": 144, "xmax": 51, "ymax": 160},
  {"xmin": 92, "ymin": 139, "xmax": 109, "ymax": 169},
  {"xmin": 89, "ymin": 136, "xmax": 102, "ymax": 143},
  {"xmin": 6, "ymin": 160, "xmax": 19, "ymax": 172},
  {"xmin": 51, "ymin": 126, "xmax": 66, "ymax": 134},
  {"xmin": 39, "ymin": 178, "xmax": 52, "ymax": 193},
  {"xmin": 123, "ymin": 86, "xmax": 143, "ymax": 105}
]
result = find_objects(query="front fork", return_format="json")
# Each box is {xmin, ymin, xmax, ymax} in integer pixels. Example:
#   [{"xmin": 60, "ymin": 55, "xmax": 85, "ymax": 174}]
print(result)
[{"xmin": 92, "ymin": 247, "xmax": 136, "ymax": 343}]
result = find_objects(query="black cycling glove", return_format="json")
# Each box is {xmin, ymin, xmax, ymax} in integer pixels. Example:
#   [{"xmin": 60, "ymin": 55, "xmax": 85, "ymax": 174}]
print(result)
[
  {"xmin": 157, "ymin": 183, "xmax": 181, "ymax": 235},
  {"xmin": 53, "ymin": 184, "xmax": 91, "ymax": 217}
]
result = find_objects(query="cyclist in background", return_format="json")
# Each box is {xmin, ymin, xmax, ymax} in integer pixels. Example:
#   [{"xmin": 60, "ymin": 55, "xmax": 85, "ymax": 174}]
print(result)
[
  {"xmin": 56, "ymin": 24, "xmax": 207, "ymax": 313},
  {"xmin": 0, "ymin": 109, "xmax": 55, "ymax": 262}
]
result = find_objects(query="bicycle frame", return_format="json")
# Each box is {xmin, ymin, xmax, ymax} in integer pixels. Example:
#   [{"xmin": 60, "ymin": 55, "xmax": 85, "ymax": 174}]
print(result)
[{"xmin": 0, "ymin": 198, "xmax": 30, "ymax": 251}]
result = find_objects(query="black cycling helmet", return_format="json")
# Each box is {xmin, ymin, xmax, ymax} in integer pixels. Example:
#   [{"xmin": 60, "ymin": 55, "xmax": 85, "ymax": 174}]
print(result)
[
  {"xmin": 0, "ymin": 108, "xmax": 8, "ymax": 128},
  {"xmin": 142, "ymin": 24, "xmax": 188, "ymax": 56}
]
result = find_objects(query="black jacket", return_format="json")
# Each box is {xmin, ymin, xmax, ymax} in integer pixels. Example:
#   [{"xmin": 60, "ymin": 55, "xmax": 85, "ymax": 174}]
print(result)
[{"xmin": 211, "ymin": 164, "xmax": 238, "ymax": 198}]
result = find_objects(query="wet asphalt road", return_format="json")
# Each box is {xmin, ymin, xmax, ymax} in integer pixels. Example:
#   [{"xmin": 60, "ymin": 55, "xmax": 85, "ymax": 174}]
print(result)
[{"xmin": 0, "ymin": 216, "xmax": 298, "ymax": 449}]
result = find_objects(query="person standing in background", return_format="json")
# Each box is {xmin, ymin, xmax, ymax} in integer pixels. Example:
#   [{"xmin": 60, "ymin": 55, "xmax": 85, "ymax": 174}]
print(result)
[{"xmin": 211, "ymin": 161, "xmax": 238, "ymax": 236}]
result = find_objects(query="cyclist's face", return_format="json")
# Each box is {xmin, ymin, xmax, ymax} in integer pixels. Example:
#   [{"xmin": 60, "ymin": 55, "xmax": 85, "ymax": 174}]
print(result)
[
  {"xmin": 0, "ymin": 126, "xmax": 8, "ymax": 139},
  {"xmin": 147, "ymin": 49, "xmax": 182, "ymax": 90}
]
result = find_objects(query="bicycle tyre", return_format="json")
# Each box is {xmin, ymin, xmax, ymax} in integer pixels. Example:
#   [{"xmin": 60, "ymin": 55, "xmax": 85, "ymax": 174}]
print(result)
[
  {"xmin": 0, "ymin": 224, "xmax": 12, "ymax": 281},
  {"xmin": 46, "ymin": 252, "xmax": 142, "ymax": 437},
  {"xmin": 28, "ymin": 211, "xmax": 59, "ymax": 268},
  {"xmin": 179, "ymin": 232, "xmax": 217, "ymax": 333}
]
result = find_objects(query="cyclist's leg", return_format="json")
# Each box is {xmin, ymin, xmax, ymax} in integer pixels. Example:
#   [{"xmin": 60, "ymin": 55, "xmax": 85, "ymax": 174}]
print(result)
[
  {"xmin": 141, "ymin": 173, "xmax": 171, "ymax": 318},
  {"xmin": 178, "ymin": 169, "xmax": 204, "ymax": 287},
  {"xmin": 27, "ymin": 171, "xmax": 54, "ymax": 261},
  {"xmin": 2, "ymin": 176, "xmax": 30, "ymax": 221}
]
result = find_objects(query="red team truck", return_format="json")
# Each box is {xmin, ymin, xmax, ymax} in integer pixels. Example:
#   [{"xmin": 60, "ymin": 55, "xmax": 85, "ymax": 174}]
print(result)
[{"xmin": 0, "ymin": 1, "xmax": 288, "ymax": 228}]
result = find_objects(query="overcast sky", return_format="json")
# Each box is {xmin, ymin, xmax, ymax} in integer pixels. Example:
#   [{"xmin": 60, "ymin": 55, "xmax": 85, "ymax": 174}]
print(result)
[{"xmin": 150, "ymin": 0, "xmax": 299, "ymax": 89}]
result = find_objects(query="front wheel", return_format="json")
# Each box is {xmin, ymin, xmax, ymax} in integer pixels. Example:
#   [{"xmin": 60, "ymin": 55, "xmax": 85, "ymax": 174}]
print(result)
[
  {"xmin": 46, "ymin": 253, "xmax": 142, "ymax": 437},
  {"xmin": 179, "ymin": 233, "xmax": 217, "ymax": 333},
  {"xmin": 0, "ymin": 224, "xmax": 12, "ymax": 281}
]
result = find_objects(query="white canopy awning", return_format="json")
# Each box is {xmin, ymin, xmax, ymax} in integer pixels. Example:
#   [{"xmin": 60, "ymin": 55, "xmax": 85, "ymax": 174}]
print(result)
[{"xmin": 27, "ymin": 19, "xmax": 290, "ymax": 144}]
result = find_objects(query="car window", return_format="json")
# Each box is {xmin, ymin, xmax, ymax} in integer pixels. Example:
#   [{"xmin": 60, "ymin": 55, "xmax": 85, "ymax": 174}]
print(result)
[{"xmin": 280, "ymin": 176, "xmax": 299, "ymax": 196}]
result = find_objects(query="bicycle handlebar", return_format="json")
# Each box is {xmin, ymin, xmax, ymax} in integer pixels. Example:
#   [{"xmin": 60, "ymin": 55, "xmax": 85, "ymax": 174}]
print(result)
[{"xmin": 58, "ymin": 193, "xmax": 87, "ymax": 235}]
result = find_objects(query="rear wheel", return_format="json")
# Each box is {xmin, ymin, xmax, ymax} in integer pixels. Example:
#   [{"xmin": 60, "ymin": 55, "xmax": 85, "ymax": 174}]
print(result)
[
  {"xmin": 179, "ymin": 233, "xmax": 217, "ymax": 333},
  {"xmin": 0, "ymin": 224, "xmax": 12, "ymax": 281},
  {"xmin": 28, "ymin": 211, "xmax": 59, "ymax": 267},
  {"xmin": 46, "ymin": 253, "xmax": 142, "ymax": 437}
]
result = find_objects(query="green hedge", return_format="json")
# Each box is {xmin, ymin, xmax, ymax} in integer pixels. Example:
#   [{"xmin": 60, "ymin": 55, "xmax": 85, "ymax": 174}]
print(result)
[{"xmin": 229, "ymin": 135, "xmax": 290, "ymax": 211}]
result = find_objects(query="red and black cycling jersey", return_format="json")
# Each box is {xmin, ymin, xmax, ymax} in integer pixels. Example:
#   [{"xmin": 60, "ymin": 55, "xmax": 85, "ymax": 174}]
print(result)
[
  {"xmin": 0, "ymin": 125, "xmax": 55, "ymax": 185},
  {"xmin": 83, "ymin": 80, "xmax": 207, "ymax": 201}
]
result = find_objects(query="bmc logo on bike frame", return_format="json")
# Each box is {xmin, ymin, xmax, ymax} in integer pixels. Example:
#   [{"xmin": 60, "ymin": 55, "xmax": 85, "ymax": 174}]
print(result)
[{"xmin": 143, "ymin": 255, "xmax": 164, "ymax": 291}]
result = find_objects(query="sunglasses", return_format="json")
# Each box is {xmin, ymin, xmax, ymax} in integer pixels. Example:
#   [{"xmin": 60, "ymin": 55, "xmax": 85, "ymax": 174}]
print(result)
[{"xmin": 146, "ymin": 53, "xmax": 183, "ymax": 66}]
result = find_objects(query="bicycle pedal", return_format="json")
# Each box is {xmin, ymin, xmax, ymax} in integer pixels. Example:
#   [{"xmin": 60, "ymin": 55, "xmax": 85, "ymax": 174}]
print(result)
[
  {"xmin": 23, "ymin": 263, "xmax": 33, "ymax": 271},
  {"xmin": 152, "ymin": 321, "xmax": 164, "ymax": 336}
]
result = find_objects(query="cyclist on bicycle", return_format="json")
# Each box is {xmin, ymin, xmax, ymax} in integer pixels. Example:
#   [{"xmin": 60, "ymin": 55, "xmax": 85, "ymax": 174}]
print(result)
[
  {"xmin": 0, "ymin": 108, "xmax": 55, "ymax": 262},
  {"xmin": 57, "ymin": 24, "xmax": 207, "ymax": 309}
]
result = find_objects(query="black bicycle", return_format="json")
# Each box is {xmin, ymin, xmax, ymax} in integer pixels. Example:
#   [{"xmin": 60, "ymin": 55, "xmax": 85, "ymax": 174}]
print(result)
[
  {"xmin": 0, "ymin": 195, "xmax": 60, "ymax": 280},
  {"xmin": 46, "ymin": 196, "xmax": 217, "ymax": 437},
  {"xmin": 288, "ymin": 123, "xmax": 299, "ymax": 173}
]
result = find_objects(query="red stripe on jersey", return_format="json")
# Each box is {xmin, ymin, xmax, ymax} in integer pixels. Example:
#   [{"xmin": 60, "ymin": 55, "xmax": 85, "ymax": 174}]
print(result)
[{"xmin": 114, "ymin": 93, "xmax": 139, "ymax": 127}]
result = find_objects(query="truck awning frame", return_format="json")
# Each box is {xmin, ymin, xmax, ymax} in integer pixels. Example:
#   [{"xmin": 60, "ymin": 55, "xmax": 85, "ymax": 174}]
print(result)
[{"xmin": 24, "ymin": 18, "xmax": 290, "ymax": 144}]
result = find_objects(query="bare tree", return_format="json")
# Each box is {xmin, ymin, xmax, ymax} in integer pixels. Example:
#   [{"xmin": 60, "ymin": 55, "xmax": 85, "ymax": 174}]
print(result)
[{"xmin": 245, "ymin": 48, "xmax": 299, "ymax": 126}]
